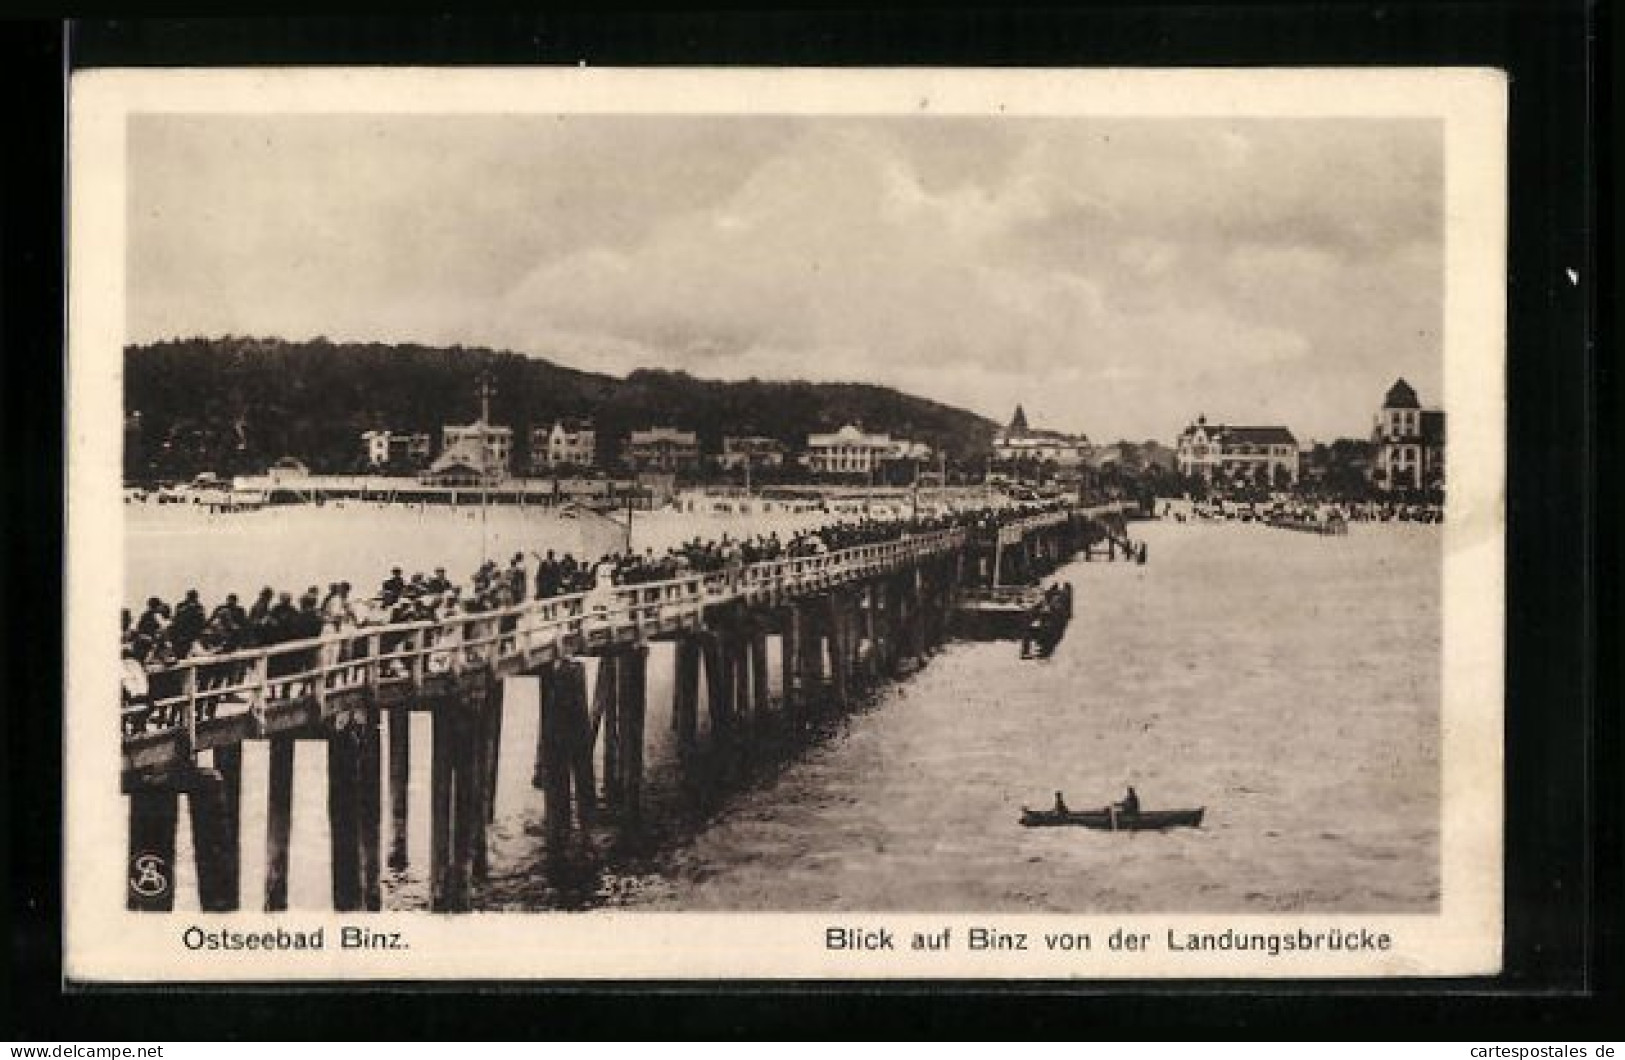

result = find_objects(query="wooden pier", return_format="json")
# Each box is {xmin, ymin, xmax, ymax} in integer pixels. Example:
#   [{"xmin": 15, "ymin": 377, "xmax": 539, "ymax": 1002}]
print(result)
[{"xmin": 119, "ymin": 504, "xmax": 1121, "ymax": 912}]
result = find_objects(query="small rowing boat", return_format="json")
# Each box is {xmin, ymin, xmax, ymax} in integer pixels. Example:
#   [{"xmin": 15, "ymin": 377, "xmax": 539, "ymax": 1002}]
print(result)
[{"xmin": 1019, "ymin": 806, "xmax": 1205, "ymax": 830}]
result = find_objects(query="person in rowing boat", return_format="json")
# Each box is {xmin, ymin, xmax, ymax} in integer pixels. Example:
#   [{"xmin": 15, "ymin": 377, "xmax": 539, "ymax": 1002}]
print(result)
[
  {"xmin": 1053, "ymin": 791, "xmax": 1070, "ymax": 815},
  {"xmin": 1118, "ymin": 786, "xmax": 1141, "ymax": 816}
]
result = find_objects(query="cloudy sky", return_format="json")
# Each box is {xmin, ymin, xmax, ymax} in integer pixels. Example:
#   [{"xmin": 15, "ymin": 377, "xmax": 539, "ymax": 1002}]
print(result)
[{"xmin": 128, "ymin": 113, "xmax": 1442, "ymax": 442}]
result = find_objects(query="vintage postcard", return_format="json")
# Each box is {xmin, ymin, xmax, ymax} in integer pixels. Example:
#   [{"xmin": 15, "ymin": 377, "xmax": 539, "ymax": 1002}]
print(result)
[{"xmin": 66, "ymin": 67, "xmax": 1506, "ymax": 980}]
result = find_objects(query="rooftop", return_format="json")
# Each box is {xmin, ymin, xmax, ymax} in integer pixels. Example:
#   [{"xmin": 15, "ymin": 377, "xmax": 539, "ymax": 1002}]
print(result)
[
  {"xmin": 1221, "ymin": 426, "xmax": 1298, "ymax": 447},
  {"xmin": 428, "ymin": 435, "xmax": 502, "ymax": 472},
  {"xmin": 445, "ymin": 421, "xmax": 513, "ymax": 436},
  {"xmin": 809, "ymin": 425, "xmax": 894, "ymax": 446},
  {"xmin": 1384, "ymin": 377, "xmax": 1421, "ymax": 409},
  {"xmin": 629, "ymin": 427, "xmax": 698, "ymax": 443},
  {"xmin": 1180, "ymin": 422, "xmax": 1298, "ymax": 447}
]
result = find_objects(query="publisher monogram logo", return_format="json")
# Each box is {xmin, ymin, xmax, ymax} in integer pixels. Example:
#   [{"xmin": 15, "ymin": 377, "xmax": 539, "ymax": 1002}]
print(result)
[{"xmin": 129, "ymin": 852, "xmax": 169, "ymax": 898}]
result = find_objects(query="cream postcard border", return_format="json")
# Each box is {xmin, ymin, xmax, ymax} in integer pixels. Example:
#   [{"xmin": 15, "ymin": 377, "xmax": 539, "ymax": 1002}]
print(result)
[{"xmin": 65, "ymin": 67, "xmax": 1506, "ymax": 981}]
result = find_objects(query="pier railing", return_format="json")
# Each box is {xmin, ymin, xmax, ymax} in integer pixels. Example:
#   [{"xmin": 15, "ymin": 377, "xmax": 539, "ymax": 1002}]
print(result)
[
  {"xmin": 121, "ymin": 527, "xmax": 968, "ymax": 771},
  {"xmin": 981, "ymin": 502, "xmax": 1126, "ymax": 547},
  {"xmin": 992, "ymin": 509, "xmax": 1073, "ymax": 546}
]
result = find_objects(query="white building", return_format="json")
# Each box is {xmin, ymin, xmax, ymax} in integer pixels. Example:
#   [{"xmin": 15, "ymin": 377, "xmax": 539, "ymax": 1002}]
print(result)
[
  {"xmin": 1176, "ymin": 416, "xmax": 1300, "ymax": 486},
  {"xmin": 265, "ymin": 456, "xmax": 311, "ymax": 484},
  {"xmin": 440, "ymin": 422, "xmax": 512, "ymax": 474},
  {"xmin": 361, "ymin": 430, "xmax": 432, "ymax": 468},
  {"xmin": 991, "ymin": 405, "xmax": 1090, "ymax": 467},
  {"xmin": 717, "ymin": 435, "xmax": 788, "ymax": 471},
  {"xmin": 1371, "ymin": 378, "xmax": 1446, "ymax": 492},
  {"xmin": 893, "ymin": 439, "xmax": 933, "ymax": 462},
  {"xmin": 530, "ymin": 419, "xmax": 596, "ymax": 471},
  {"xmin": 362, "ymin": 430, "xmax": 390, "ymax": 466},
  {"xmin": 625, "ymin": 427, "xmax": 701, "ymax": 473},
  {"xmin": 804, "ymin": 425, "xmax": 906, "ymax": 476}
]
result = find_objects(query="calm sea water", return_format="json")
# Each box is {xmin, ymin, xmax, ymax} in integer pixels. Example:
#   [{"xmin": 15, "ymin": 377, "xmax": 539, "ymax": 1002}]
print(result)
[{"xmin": 143, "ymin": 511, "xmax": 1439, "ymax": 914}]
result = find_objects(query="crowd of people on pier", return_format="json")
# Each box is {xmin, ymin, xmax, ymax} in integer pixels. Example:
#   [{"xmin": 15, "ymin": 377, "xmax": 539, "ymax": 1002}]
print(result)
[{"xmin": 121, "ymin": 501, "xmax": 1075, "ymax": 675}]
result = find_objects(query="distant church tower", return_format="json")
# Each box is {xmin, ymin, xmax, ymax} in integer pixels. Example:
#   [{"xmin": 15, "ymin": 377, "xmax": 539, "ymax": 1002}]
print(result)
[
  {"xmin": 1372, "ymin": 376, "xmax": 1441, "ymax": 493},
  {"xmin": 1009, "ymin": 405, "xmax": 1029, "ymax": 433}
]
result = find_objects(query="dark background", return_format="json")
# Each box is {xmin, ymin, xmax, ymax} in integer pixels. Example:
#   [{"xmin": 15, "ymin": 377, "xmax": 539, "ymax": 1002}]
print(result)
[{"xmin": 4, "ymin": 3, "xmax": 1610, "ymax": 1039}]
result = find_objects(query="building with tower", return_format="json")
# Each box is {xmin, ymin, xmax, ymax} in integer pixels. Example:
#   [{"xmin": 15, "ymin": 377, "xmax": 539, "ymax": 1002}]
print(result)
[
  {"xmin": 991, "ymin": 405, "xmax": 1091, "ymax": 467},
  {"xmin": 1370, "ymin": 378, "xmax": 1446, "ymax": 493},
  {"xmin": 423, "ymin": 374, "xmax": 511, "ymax": 485}
]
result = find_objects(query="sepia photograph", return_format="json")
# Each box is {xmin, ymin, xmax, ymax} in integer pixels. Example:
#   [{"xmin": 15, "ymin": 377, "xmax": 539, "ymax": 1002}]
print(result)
[{"xmin": 65, "ymin": 67, "xmax": 1507, "ymax": 980}]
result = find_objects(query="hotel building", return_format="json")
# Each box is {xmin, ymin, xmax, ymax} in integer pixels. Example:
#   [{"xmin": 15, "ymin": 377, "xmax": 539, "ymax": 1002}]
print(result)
[{"xmin": 1176, "ymin": 416, "xmax": 1300, "ymax": 486}]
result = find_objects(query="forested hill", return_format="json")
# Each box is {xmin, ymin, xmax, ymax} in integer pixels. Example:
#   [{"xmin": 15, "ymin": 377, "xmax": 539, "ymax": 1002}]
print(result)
[{"xmin": 124, "ymin": 337, "xmax": 1000, "ymax": 480}]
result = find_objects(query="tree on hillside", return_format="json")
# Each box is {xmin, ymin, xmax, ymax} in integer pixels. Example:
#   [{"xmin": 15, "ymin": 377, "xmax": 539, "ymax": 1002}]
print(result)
[{"xmin": 122, "ymin": 337, "xmax": 998, "ymax": 482}]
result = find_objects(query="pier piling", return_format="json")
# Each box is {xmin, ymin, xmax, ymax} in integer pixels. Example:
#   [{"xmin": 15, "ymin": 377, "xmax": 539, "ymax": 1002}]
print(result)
[
  {"xmin": 327, "ymin": 722, "xmax": 364, "ymax": 913},
  {"xmin": 427, "ymin": 682, "xmax": 498, "ymax": 912},
  {"xmin": 672, "ymin": 637, "xmax": 698, "ymax": 754},
  {"xmin": 750, "ymin": 630, "xmax": 771, "ymax": 716},
  {"xmin": 126, "ymin": 786, "xmax": 178, "ymax": 912},
  {"xmin": 702, "ymin": 632, "xmax": 734, "ymax": 737},
  {"xmin": 482, "ymin": 684, "xmax": 503, "ymax": 825},
  {"xmin": 537, "ymin": 660, "xmax": 593, "ymax": 857},
  {"xmin": 429, "ymin": 699, "xmax": 457, "ymax": 910},
  {"xmin": 530, "ymin": 668, "xmax": 550, "ymax": 790},
  {"xmin": 780, "ymin": 607, "xmax": 801, "ymax": 717},
  {"xmin": 538, "ymin": 666, "xmax": 572, "ymax": 851},
  {"xmin": 617, "ymin": 646, "xmax": 648, "ymax": 829},
  {"xmin": 458, "ymin": 689, "xmax": 490, "ymax": 890},
  {"xmin": 805, "ymin": 602, "xmax": 828, "ymax": 703},
  {"xmin": 563, "ymin": 663, "xmax": 596, "ymax": 832},
  {"xmin": 387, "ymin": 704, "xmax": 411, "ymax": 870},
  {"xmin": 674, "ymin": 637, "xmax": 701, "ymax": 756},
  {"xmin": 732, "ymin": 628, "xmax": 752, "ymax": 723},
  {"xmin": 465, "ymin": 683, "xmax": 493, "ymax": 883},
  {"xmin": 263, "ymin": 735, "xmax": 295, "ymax": 912},
  {"xmin": 597, "ymin": 656, "xmax": 622, "ymax": 808},
  {"xmin": 862, "ymin": 586, "xmax": 879, "ymax": 684},
  {"xmin": 358, "ymin": 706, "xmax": 383, "ymax": 909},
  {"xmin": 188, "ymin": 767, "xmax": 239, "ymax": 912},
  {"xmin": 213, "ymin": 744, "xmax": 243, "ymax": 906}
]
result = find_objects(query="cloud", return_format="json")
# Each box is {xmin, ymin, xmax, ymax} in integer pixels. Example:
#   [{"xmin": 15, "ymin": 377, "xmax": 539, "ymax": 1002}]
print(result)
[
  {"xmin": 490, "ymin": 125, "xmax": 1103, "ymax": 378},
  {"xmin": 129, "ymin": 114, "xmax": 1443, "ymax": 441}
]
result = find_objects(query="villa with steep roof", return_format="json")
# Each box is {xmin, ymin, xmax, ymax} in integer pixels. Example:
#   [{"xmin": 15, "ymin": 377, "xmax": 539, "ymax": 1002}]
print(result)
[
  {"xmin": 530, "ymin": 418, "xmax": 597, "ymax": 472},
  {"xmin": 1176, "ymin": 415, "xmax": 1300, "ymax": 486}
]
